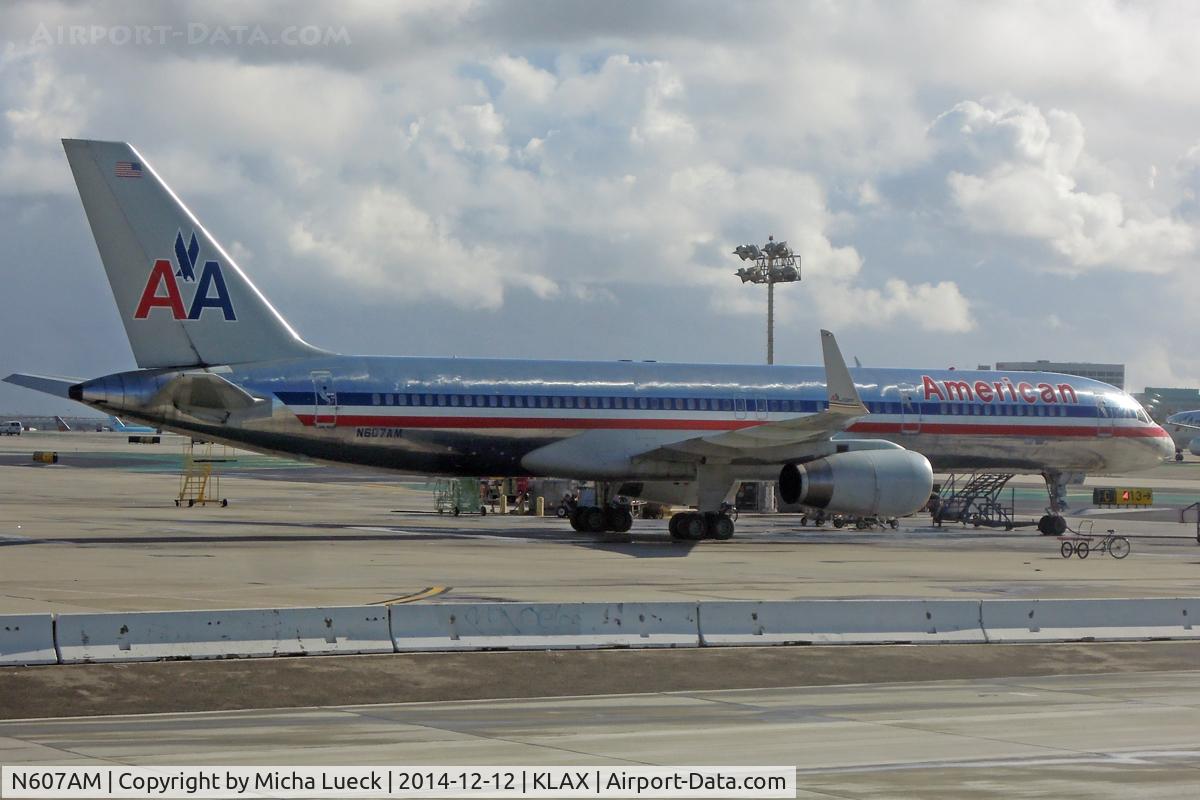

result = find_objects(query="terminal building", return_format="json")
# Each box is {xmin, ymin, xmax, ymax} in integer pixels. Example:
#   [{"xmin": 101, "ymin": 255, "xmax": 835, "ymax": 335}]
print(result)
[
  {"xmin": 1136, "ymin": 387, "xmax": 1200, "ymax": 423},
  {"xmin": 992, "ymin": 360, "xmax": 1126, "ymax": 390}
]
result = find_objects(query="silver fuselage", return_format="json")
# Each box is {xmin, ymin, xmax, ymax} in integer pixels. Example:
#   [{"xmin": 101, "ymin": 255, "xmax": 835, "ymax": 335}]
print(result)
[{"xmin": 76, "ymin": 356, "xmax": 1173, "ymax": 480}]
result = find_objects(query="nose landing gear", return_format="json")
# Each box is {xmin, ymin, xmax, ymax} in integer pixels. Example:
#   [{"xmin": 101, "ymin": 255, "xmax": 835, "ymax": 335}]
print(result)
[
  {"xmin": 1037, "ymin": 470, "xmax": 1078, "ymax": 535},
  {"xmin": 1037, "ymin": 514, "xmax": 1068, "ymax": 535}
]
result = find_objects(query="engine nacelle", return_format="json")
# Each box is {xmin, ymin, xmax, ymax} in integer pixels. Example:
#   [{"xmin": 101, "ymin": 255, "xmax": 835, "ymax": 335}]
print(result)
[
  {"xmin": 779, "ymin": 449, "xmax": 933, "ymax": 517},
  {"xmin": 1189, "ymin": 437, "xmax": 1200, "ymax": 457}
]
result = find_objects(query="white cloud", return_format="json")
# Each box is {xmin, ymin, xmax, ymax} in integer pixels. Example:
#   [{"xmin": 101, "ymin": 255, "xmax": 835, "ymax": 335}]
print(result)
[
  {"xmin": 6, "ymin": 1, "xmax": 1200, "ymax": 396},
  {"xmin": 488, "ymin": 55, "xmax": 556, "ymax": 106},
  {"xmin": 287, "ymin": 185, "xmax": 542, "ymax": 311},
  {"xmin": 932, "ymin": 96, "xmax": 1197, "ymax": 274},
  {"xmin": 803, "ymin": 279, "xmax": 974, "ymax": 334}
]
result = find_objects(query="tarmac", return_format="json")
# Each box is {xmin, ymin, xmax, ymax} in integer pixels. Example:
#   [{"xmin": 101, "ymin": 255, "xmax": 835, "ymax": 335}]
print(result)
[
  {"xmin": 3, "ymin": 431, "xmax": 1200, "ymax": 796},
  {"xmin": 2, "ymin": 432, "xmax": 1200, "ymax": 614},
  {"xmin": 4, "ymin": 667, "xmax": 1200, "ymax": 799}
]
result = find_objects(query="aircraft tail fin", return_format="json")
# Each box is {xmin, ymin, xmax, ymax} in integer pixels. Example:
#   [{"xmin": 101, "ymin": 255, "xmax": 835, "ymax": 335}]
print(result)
[{"xmin": 61, "ymin": 139, "xmax": 324, "ymax": 369}]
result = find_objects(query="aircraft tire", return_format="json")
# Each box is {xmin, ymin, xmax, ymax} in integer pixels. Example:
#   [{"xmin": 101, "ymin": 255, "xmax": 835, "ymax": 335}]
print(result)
[
  {"xmin": 668, "ymin": 514, "xmax": 683, "ymax": 539},
  {"xmin": 682, "ymin": 513, "xmax": 707, "ymax": 540},
  {"xmin": 604, "ymin": 510, "xmax": 633, "ymax": 534},
  {"xmin": 569, "ymin": 508, "xmax": 585, "ymax": 532},
  {"xmin": 1052, "ymin": 515, "xmax": 1068, "ymax": 536},
  {"xmin": 583, "ymin": 506, "xmax": 607, "ymax": 533},
  {"xmin": 712, "ymin": 515, "xmax": 735, "ymax": 540}
]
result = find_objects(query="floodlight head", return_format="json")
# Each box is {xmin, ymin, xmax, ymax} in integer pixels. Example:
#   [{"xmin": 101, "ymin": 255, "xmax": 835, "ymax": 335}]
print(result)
[
  {"xmin": 735, "ymin": 268, "xmax": 754, "ymax": 283},
  {"xmin": 779, "ymin": 265, "xmax": 799, "ymax": 281}
]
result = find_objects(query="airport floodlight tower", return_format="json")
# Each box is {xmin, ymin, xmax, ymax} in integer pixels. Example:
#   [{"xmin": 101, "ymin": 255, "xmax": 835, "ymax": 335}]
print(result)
[{"xmin": 733, "ymin": 236, "xmax": 801, "ymax": 365}]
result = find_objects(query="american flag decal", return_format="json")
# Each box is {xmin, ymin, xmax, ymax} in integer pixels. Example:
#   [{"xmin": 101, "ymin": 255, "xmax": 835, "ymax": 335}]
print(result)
[{"xmin": 114, "ymin": 161, "xmax": 142, "ymax": 178}]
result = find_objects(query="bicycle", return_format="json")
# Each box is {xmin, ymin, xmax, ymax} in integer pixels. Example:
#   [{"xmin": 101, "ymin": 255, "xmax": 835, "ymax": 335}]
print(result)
[{"xmin": 1059, "ymin": 529, "xmax": 1130, "ymax": 559}]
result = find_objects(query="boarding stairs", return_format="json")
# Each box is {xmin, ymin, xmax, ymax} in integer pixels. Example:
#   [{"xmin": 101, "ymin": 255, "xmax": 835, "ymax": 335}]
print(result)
[
  {"xmin": 177, "ymin": 441, "xmax": 231, "ymax": 507},
  {"xmin": 933, "ymin": 472, "xmax": 1015, "ymax": 530}
]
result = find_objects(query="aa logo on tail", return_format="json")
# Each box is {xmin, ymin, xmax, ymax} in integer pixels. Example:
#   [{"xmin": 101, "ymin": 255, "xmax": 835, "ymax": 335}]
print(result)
[{"xmin": 133, "ymin": 231, "xmax": 236, "ymax": 320}]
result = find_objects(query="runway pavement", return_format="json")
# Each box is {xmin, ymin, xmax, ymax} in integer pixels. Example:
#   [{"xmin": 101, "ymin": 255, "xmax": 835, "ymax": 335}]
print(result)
[
  {"xmin": 3, "ymin": 668, "xmax": 1200, "ymax": 798},
  {"xmin": 4, "ymin": 432, "xmax": 1200, "ymax": 797}
]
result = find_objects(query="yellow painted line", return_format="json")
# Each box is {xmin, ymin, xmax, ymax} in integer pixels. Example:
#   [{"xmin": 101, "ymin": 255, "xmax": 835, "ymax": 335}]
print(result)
[{"xmin": 372, "ymin": 585, "xmax": 451, "ymax": 605}]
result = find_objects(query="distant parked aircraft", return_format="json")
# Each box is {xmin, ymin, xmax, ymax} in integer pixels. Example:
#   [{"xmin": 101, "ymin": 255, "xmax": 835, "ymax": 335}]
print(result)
[
  {"xmin": 107, "ymin": 415, "xmax": 157, "ymax": 434},
  {"xmin": 1165, "ymin": 410, "xmax": 1200, "ymax": 459}
]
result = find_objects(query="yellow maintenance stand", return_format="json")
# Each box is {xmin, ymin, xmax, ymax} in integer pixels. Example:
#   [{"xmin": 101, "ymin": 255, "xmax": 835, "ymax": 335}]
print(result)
[{"xmin": 177, "ymin": 440, "xmax": 232, "ymax": 507}]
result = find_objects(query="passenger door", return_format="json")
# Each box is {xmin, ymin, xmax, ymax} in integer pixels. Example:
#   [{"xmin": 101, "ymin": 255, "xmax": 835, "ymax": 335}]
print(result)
[
  {"xmin": 311, "ymin": 370, "xmax": 337, "ymax": 429},
  {"xmin": 899, "ymin": 385, "xmax": 921, "ymax": 435},
  {"xmin": 1096, "ymin": 397, "xmax": 1114, "ymax": 438}
]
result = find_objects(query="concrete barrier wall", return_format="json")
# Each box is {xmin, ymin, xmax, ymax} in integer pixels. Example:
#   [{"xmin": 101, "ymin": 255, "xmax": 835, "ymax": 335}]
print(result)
[
  {"xmin": 389, "ymin": 602, "xmax": 700, "ymax": 651},
  {"xmin": 0, "ymin": 614, "xmax": 57, "ymax": 666},
  {"xmin": 6, "ymin": 598, "xmax": 1199, "ymax": 666},
  {"xmin": 698, "ymin": 600, "xmax": 986, "ymax": 646},
  {"xmin": 55, "ymin": 606, "xmax": 393, "ymax": 663},
  {"xmin": 980, "ymin": 598, "xmax": 1200, "ymax": 643}
]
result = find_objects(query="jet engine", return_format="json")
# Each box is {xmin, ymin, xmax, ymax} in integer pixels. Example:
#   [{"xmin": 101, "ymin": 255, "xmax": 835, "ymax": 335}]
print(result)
[
  {"xmin": 779, "ymin": 449, "xmax": 933, "ymax": 517},
  {"xmin": 1189, "ymin": 437, "xmax": 1200, "ymax": 457}
]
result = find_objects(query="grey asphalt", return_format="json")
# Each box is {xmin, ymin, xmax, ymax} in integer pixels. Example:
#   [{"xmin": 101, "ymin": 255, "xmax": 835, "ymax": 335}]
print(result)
[
  {"xmin": 3, "ymin": 641, "xmax": 1199, "ymax": 719},
  {"xmin": 4, "ymin": 668, "xmax": 1200, "ymax": 799}
]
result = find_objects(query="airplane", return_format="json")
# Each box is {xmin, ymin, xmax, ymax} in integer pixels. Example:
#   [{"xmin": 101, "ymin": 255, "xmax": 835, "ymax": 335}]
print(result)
[
  {"xmin": 2, "ymin": 139, "xmax": 1174, "ymax": 540},
  {"xmin": 1164, "ymin": 410, "xmax": 1200, "ymax": 459},
  {"xmin": 106, "ymin": 415, "xmax": 157, "ymax": 434}
]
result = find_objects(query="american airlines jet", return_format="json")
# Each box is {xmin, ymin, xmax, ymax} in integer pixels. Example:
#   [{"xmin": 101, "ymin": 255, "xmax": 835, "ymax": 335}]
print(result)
[
  {"xmin": 1165, "ymin": 410, "xmax": 1200, "ymax": 458},
  {"xmin": 4, "ymin": 140, "xmax": 1174, "ymax": 539}
]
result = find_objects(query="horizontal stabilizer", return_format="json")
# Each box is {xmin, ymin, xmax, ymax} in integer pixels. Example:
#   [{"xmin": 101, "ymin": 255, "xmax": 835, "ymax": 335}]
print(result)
[{"xmin": 3, "ymin": 373, "xmax": 82, "ymax": 399}]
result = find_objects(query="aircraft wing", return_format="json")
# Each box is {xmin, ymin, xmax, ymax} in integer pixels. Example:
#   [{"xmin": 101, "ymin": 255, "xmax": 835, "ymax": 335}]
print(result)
[{"xmin": 634, "ymin": 330, "xmax": 869, "ymax": 464}]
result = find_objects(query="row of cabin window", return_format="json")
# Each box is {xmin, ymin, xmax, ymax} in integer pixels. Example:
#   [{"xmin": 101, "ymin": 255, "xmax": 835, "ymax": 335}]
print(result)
[
  {"xmin": 367, "ymin": 393, "xmax": 765, "ymax": 411},
  {"xmin": 361, "ymin": 392, "xmax": 1123, "ymax": 419}
]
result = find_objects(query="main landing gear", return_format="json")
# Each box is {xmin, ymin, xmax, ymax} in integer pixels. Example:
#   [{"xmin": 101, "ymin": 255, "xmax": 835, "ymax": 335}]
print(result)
[
  {"xmin": 669, "ymin": 511, "xmax": 735, "ymax": 541},
  {"xmin": 569, "ymin": 505, "xmax": 634, "ymax": 534}
]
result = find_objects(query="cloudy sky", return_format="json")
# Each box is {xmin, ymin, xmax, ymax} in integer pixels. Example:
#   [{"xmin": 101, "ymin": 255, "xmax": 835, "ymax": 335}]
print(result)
[{"xmin": 2, "ymin": 0, "xmax": 1199, "ymax": 415}]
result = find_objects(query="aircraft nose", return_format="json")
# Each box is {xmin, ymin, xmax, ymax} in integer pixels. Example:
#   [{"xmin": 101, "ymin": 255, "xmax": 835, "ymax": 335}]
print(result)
[{"xmin": 1152, "ymin": 426, "xmax": 1175, "ymax": 459}]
